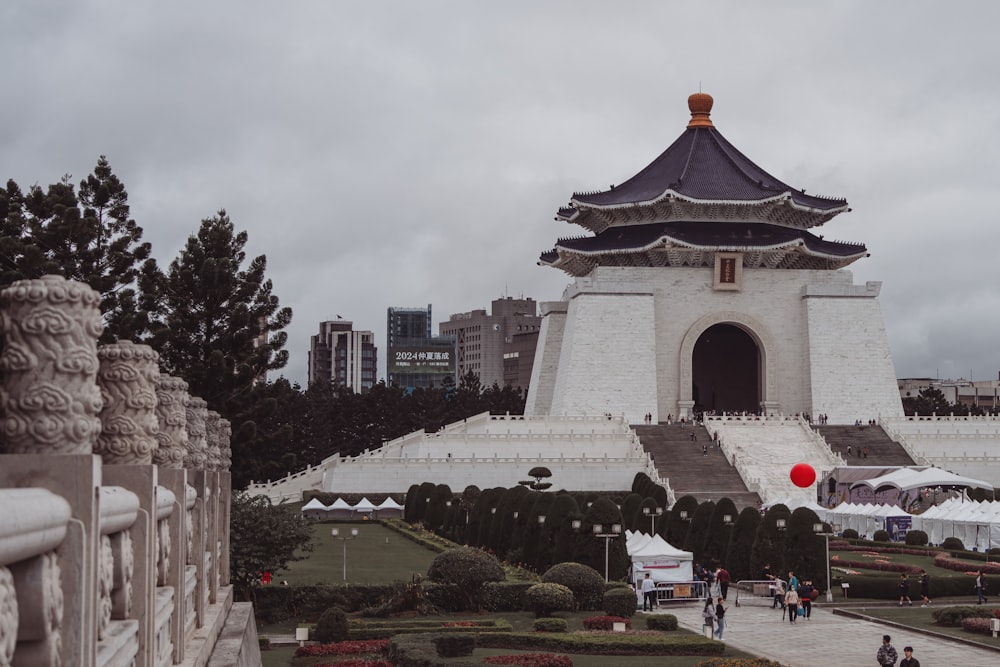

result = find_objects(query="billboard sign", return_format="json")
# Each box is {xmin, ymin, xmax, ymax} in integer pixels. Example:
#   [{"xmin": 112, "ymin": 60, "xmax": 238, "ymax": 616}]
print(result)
[{"xmin": 389, "ymin": 346, "xmax": 455, "ymax": 375}]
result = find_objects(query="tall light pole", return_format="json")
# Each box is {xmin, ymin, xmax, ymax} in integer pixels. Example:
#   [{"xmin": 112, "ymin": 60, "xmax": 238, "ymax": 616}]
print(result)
[
  {"xmin": 813, "ymin": 522, "xmax": 839, "ymax": 602},
  {"xmin": 331, "ymin": 527, "xmax": 358, "ymax": 581},
  {"xmin": 642, "ymin": 506, "xmax": 663, "ymax": 534},
  {"xmin": 593, "ymin": 523, "xmax": 622, "ymax": 581}
]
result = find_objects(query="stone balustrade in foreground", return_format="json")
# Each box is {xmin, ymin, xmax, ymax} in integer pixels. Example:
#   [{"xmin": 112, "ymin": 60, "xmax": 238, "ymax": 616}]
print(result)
[{"xmin": 0, "ymin": 276, "xmax": 255, "ymax": 667}]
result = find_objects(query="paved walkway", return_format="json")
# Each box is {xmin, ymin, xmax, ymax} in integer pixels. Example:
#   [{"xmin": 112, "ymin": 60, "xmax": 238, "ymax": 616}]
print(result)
[{"xmin": 670, "ymin": 602, "xmax": 997, "ymax": 667}]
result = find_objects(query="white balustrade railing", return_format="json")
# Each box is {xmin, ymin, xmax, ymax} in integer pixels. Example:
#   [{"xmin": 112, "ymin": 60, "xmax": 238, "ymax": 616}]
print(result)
[{"xmin": 0, "ymin": 276, "xmax": 242, "ymax": 667}]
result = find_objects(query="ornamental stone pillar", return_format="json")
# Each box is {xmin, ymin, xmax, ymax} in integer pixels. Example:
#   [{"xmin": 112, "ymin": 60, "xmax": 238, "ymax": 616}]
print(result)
[
  {"xmin": 0, "ymin": 275, "xmax": 103, "ymax": 455},
  {"xmin": 218, "ymin": 418, "xmax": 232, "ymax": 472},
  {"xmin": 95, "ymin": 341, "xmax": 160, "ymax": 465},
  {"xmin": 183, "ymin": 397, "xmax": 209, "ymax": 471},
  {"xmin": 153, "ymin": 376, "xmax": 189, "ymax": 469},
  {"xmin": 205, "ymin": 411, "xmax": 222, "ymax": 472}
]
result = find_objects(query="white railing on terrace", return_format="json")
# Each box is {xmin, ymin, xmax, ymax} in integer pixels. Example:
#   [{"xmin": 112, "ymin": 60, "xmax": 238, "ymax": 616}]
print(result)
[{"xmin": 0, "ymin": 275, "xmax": 239, "ymax": 667}]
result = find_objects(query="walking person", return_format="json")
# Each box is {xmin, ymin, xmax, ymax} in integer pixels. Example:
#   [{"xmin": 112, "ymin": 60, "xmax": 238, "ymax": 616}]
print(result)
[
  {"xmin": 701, "ymin": 597, "xmax": 717, "ymax": 638},
  {"xmin": 797, "ymin": 580, "xmax": 813, "ymax": 619},
  {"xmin": 716, "ymin": 567, "xmax": 731, "ymax": 600},
  {"xmin": 899, "ymin": 646, "xmax": 920, "ymax": 667},
  {"xmin": 714, "ymin": 597, "xmax": 727, "ymax": 640},
  {"xmin": 641, "ymin": 572, "xmax": 657, "ymax": 611},
  {"xmin": 919, "ymin": 570, "xmax": 931, "ymax": 607},
  {"xmin": 876, "ymin": 634, "xmax": 898, "ymax": 666},
  {"xmin": 784, "ymin": 585, "xmax": 799, "ymax": 623},
  {"xmin": 975, "ymin": 570, "xmax": 987, "ymax": 604},
  {"xmin": 898, "ymin": 573, "xmax": 912, "ymax": 606}
]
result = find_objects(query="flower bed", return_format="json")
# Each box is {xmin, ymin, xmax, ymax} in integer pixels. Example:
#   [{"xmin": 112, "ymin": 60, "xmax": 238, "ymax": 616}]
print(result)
[
  {"xmin": 829, "ymin": 555, "xmax": 921, "ymax": 574},
  {"xmin": 296, "ymin": 639, "xmax": 390, "ymax": 658},
  {"xmin": 933, "ymin": 554, "xmax": 1000, "ymax": 576},
  {"xmin": 582, "ymin": 616, "xmax": 631, "ymax": 631},
  {"xmin": 483, "ymin": 653, "xmax": 574, "ymax": 667}
]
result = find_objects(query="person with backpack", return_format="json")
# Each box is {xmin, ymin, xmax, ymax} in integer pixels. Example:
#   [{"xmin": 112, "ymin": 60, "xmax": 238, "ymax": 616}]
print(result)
[{"xmin": 701, "ymin": 597, "xmax": 717, "ymax": 637}]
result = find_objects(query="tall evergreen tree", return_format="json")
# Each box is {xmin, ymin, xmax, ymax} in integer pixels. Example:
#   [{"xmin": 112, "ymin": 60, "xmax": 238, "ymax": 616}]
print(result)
[
  {"xmin": 147, "ymin": 210, "xmax": 292, "ymax": 487},
  {"xmin": 724, "ymin": 506, "xmax": 762, "ymax": 582}
]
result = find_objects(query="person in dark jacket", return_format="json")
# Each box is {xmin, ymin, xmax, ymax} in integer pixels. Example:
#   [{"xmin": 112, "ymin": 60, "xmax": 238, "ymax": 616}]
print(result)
[
  {"xmin": 899, "ymin": 646, "xmax": 920, "ymax": 667},
  {"xmin": 714, "ymin": 597, "xmax": 727, "ymax": 640},
  {"xmin": 919, "ymin": 571, "xmax": 931, "ymax": 607},
  {"xmin": 797, "ymin": 580, "xmax": 813, "ymax": 619},
  {"xmin": 898, "ymin": 573, "xmax": 912, "ymax": 606}
]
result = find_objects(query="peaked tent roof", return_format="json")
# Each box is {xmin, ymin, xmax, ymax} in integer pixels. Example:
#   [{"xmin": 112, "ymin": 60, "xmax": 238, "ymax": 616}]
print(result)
[
  {"xmin": 377, "ymin": 497, "xmax": 404, "ymax": 509},
  {"xmin": 301, "ymin": 498, "xmax": 327, "ymax": 511},
  {"xmin": 352, "ymin": 497, "xmax": 377, "ymax": 511}
]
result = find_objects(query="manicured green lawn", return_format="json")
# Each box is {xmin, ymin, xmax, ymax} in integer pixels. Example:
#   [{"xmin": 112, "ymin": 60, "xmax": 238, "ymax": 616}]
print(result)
[
  {"xmin": 846, "ymin": 605, "xmax": 1000, "ymax": 647},
  {"xmin": 278, "ymin": 521, "xmax": 438, "ymax": 585}
]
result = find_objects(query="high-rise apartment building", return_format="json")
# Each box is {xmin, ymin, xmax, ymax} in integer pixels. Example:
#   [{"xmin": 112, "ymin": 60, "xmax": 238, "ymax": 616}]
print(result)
[
  {"xmin": 439, "ymin": 296, "xmax": 541, "ymax": 390},
  {"xmin": 387, "ymin": 305, "xmax": 456, "ymax": 390},
  {"xmin": 308, "ymin": 319, "xmax": 377, "ymax": 392}
]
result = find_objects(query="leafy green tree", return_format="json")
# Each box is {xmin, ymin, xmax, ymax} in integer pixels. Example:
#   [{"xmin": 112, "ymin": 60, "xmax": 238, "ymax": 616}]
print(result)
[
  {"xmin": 229, "ymin": 491, "xmax": 315, "ymax": 601},
  {"xmin": 724, "ymin": 506, "xmax": 762, "ymax": 582},
  {"xmin": 523, "ymin": 492, "xmax": 556, "ymax": 571},
  {"xmin": 549, "ymin": 493, "xmax": 583, "ymax": 565},
  {"xmin": 901, "ymin": 387, "xmax": 952, "ymax": 416},
  {"xmin": 620, "ymin": 492, "xmax": 643, "ymax": 532},
  {"xmin": 145, "ymin": 211, "xmax": 292, "ymax": 488},
  {"xmin": 572, "ymin": 496, "xmax": 628, "ymax": 581},
  {"xmin": 426, "ymin": 547, "xmax": 505, "ymax": 611}
]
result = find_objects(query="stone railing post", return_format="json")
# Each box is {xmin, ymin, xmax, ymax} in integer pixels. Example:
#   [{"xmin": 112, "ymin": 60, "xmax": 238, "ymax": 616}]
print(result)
[
  {"xmin": 153, "ymin": 375, "xmax": 189, "ymax": 664},
  {"xmin": 183, "ymin": 397, "xmax": 209, "ymax": 629},
  {"xmin": 0, "ymin": 275, "xmax": 104, "ymax": 667},
  {"xmin": 96, "ymin": 341, "xmax": 161, "ymax": 667}
]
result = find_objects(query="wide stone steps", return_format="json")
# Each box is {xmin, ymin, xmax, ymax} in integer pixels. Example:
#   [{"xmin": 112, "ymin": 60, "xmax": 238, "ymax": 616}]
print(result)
[
  {"xmin": 812, "ymin": 424, "xmax": 914, "ymax": 467},
  {"xmin": 632, "ymin": 423, "xmax": 760, "ymax": 510}
]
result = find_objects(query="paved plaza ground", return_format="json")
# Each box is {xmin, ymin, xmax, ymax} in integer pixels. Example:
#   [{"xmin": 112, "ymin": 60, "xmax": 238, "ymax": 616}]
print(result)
[{"xmin": 670, "ymin": 601, "xmax": 997, "ymax": 667}]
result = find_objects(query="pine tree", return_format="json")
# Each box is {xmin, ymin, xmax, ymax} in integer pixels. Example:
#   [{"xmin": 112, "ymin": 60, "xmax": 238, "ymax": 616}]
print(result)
[{"xmin": 147, "ymin": 210, "xmax": 292, "ymax": 488}]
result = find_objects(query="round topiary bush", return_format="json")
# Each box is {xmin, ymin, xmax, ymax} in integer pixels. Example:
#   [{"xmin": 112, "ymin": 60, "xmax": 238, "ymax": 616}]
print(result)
[
  {"xmin": 602, "ymin": 587, "xmax": 637, "ymax": 618},
  {"xmin": 905, "ymin": 530, "xmax": 928, "ymax": 546},
  {"xmin": 427, "ymin": 547, "xmax": 505, "ymax": 610},
  {"xmin": 942, "ymin": 537, "xmax": 966, "ymax": 551},
  {"xmin": 533, "ymin": 617, "xmax": 568, "ymax": 632},
  {"xmin": 842, "ymin": 528, "xmax": 859, "ymax": 539},
  {"xmin": 541, "ymin": 562, "xmax": 606, "ymax": 610},
  {"xmin": 314, "ymin": 606, "xmax": 349, "ymax": 643},
  {"xmin": 873, "ymin": 529, "xmax": 890, "ymax": 542},
  {"xmin": 525, "ymin": 582, "xmax": 574, "ymax": 618},
  {"xmin": 645, "ymin": 614, "xmax": 678, "ymax": 631}
]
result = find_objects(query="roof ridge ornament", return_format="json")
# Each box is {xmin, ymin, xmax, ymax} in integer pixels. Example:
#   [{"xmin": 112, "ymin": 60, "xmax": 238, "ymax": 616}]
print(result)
[{"xmin": 687, "ymin": 92, "xmax": 715, "ymax": 128}]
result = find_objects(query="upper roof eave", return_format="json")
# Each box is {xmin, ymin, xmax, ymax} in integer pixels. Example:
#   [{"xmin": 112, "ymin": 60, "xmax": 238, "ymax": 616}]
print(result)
[{"xmin": 562, "ymin": 189, "xmax": 850, "ymax": 220}]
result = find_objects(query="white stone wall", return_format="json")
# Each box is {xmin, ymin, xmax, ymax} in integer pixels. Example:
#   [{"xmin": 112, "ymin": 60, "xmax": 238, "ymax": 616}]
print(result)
[
  {"xmin": 805, "ymin": 282, "xmax": 904, "ymax": 423},
  {"xmin": 529, "ymin": 265, "xmax": 900, "ymax": 424},
  {"xmin": 524, "ymin": 302, "xmax": 566, "ymax": 416}
]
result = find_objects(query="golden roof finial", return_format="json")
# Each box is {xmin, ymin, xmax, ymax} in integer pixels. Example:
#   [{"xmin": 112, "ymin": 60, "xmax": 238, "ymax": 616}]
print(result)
[{"xmin": 687, "ymin": 92, "xmax": 714, "ymax": 128}]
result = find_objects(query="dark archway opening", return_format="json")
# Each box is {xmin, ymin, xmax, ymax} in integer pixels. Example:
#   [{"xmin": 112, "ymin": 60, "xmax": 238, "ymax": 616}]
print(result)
[{"xmin": 692, "ymin": 323, "xmax": 760, "ymax": 414}]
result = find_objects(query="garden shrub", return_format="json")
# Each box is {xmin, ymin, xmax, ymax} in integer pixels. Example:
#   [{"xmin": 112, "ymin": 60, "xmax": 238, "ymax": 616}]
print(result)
[
  {"xmin": 314, "ymin": 606, "xmax": 349, "ymax": 644},
  {"xmin": 422, "ymin": 582, "xmax": 464, "ymax": 612},
  {"xmin": 533, "ymin": 617, "xmax": 568, "ymax": 632},
  {"xmin": 695, "ymin": 659, "xmax": 784, "ymax": 667},
  {"xmin": 602, "ymin": 587, "xmax": 637, "ymax": 618},
  {"xmin": 582, "ymin": 615, "xmax": 631, "ymax": 631},
  {"xmin": 476, "ymin": 632, "xmax": 723, "ymax": 656},
  {"xmin": 541, "ymin": 562, "xmax": 606, "ymax": 611},
  {"xmin": 645, "ymin": 614, "xmax": 678, "ymax": 631},
  {"xmin": 481, "ymin": 581, "xmax": 534, "ymax": 612},
  {"xmin": 932, "ymin": 605, "xmax": 997, "ymax": 626},
  {"xmin": 525, "ymin": 583, "xmax": 574, "ymax": 618},
  {"xmin": 433, "ymin": 633, "xmax": 476, "ymax": 658},
  {"xmin": 904, "ymin": 530, "xmax": 928, "ymax": 546},
  {"xmin": 390, "ymin": 633, "xmax": 480, "ymax": 667},
  {"xmin": 872, "ymin": 529, "xmax": 890, "ymax": 543},
  {"xmin": 842, "ymin": 528, "xmax": 859, "ymax": 539},
  {"xmin": 427, "ymin": 547, "xmax": 505, "ymax": 610},
  {"xmin": 483, "ymin": 655, "xmax": 573, "ymax": 667},
  {"xmin": 941, "ymin": 537, "xmax": 965, "ymax": 551},
  {"xmin": 961, "ymin": 617, "xmax": 994, "ymax": 635}
]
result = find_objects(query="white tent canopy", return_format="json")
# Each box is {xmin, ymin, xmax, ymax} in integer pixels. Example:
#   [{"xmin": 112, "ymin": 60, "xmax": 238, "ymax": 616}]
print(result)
[
  {"xmin": 851, "ymin": 467, "xmax": 993, "ymax": 493},
  {"xmin": 301, "ymin": 498, "xmax": 326, "ymax": 511},
  {"xmin": 627, "ymin": 532, "xmax": 693, "ymax": 584}
]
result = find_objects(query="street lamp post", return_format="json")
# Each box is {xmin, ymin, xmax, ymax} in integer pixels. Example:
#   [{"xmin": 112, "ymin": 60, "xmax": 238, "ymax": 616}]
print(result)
[
  {"xmin": 642, "ymin": 506, "xmax": 663, "ymax": 534},
  {"xmin": 331, "ymin": 527, "xmax": 358, "ymax": 581},
  {"xmin": 593, "ymin": 523, "xmax": 622, "ymax": 581},
  {"xmin": 813, "ymin": 522, "xmax": 839, "ymax": 603}
]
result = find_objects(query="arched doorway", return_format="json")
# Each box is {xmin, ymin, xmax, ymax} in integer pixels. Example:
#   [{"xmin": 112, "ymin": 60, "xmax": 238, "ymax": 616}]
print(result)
[{"xmin": 691, "ymin": 323, "xmax": 760, "ymax": 414}]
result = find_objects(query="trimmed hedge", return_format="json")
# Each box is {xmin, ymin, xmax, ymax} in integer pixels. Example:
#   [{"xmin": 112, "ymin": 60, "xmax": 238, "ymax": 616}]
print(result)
[
  {"xmin": 941, "ymin": 537, "xmax": 965, "ymax": 551},
  {"xmin": 645, "ymin": 614, "xmax": 678, "ymax": 631},
  {"xmin": 433, "ymin": 634, "xmax": 475, "ymax": 658},
  {"xmin": 695, "ymin": 660, "xmax": 784, "ymax": 667},
  {"xmin": 533, "ymin": 618, "xmax": 569, "ymax": 633},
  {"xmin": 422, "ymin": 582, "xmax": 465, "ymax": 612},
  {"xmin": 315, "ymin": 607, "xmax": 349, "ymax": 644},
  {"xmin": 603, "ymin": 587, "xmax": 637, "ymax": 618},
  {"xmin": 348, "ymin": 619, "xmax": 513, "ymax": 641},
  {"xmin": 525, "ymin": 583, "xmax": 574, "ymax": 618},
  {"xmin": 582, "ymin": 616, "xmax": 631, "ymax": 631},
  {"xmin": 475, "ymin": 632, "xmax": 724, "ymax": 656},
  {"xmin": 837, "ymin": 574, "xmax": 980, "ymax": 600},
  {"xmin": 933, "ymin": 554, "xmax": 1000, "ymax": 576},
  {"xmin": 389, "ymin": 633, "xmax": 480, "ymax": 667},
  {"xmin": 541, "ymin": 563, "xmax": 606, "ymax": 611},
  {"xmin": 905, "ymin": 530, "xmax": 928, "ymax": 546},
  {"xmin": 932, "ymin": 606, "xmax": 998, "ymax": 626},
  {"xmin": 482, "ymin": 582, "xmax": 534, "ymax": 612}
]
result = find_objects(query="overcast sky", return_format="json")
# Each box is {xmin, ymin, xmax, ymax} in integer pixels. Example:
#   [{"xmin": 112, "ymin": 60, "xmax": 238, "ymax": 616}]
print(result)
[{"xmin": 3, "ymin": 1, "xmax": 999, "ymax": 387}]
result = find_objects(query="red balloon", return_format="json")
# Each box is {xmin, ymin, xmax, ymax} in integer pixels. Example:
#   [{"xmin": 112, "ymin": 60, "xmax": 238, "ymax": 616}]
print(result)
[{"xmin": 790, "ymin": 463, "xmax": 816, "ymax": 488}]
